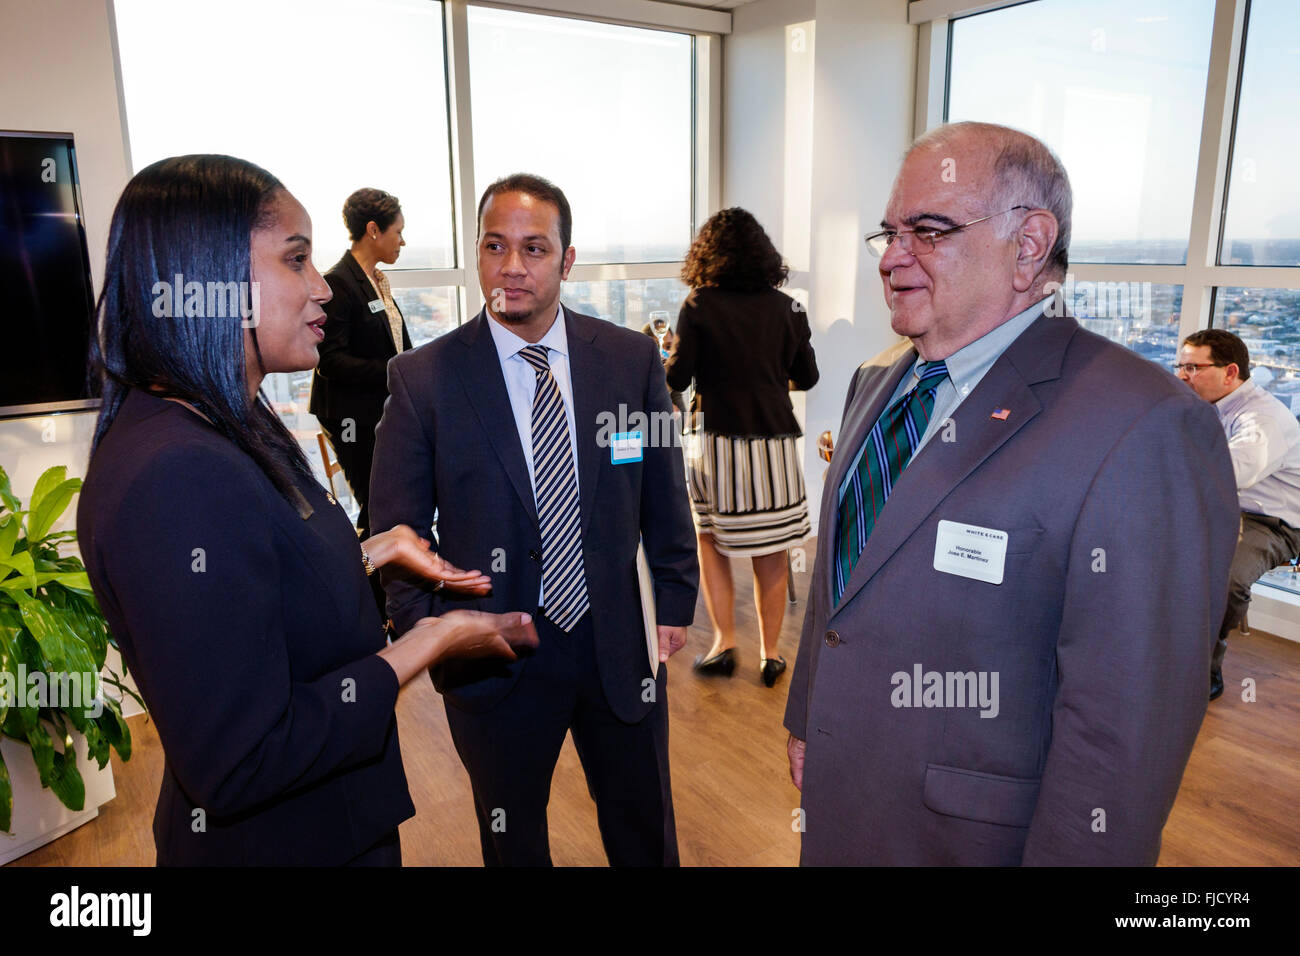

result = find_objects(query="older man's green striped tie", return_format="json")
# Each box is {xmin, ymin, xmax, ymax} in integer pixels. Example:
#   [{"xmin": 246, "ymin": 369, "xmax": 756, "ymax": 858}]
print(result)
[{"xmin": 833, "ymin": 360, "xmax": 949, "ymax": 605}]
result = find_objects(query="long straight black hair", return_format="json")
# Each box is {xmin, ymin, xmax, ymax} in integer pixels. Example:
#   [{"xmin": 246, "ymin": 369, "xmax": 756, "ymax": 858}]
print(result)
[{"xmin": 90, "ymin": 154, "xmax": 313, "ymax": 502}]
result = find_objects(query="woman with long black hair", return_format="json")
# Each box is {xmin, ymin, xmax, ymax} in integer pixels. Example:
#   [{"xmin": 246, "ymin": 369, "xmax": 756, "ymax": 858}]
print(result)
[{"xmin": 77, "ymin": 155, "xmax": 536, "ymax": 866}]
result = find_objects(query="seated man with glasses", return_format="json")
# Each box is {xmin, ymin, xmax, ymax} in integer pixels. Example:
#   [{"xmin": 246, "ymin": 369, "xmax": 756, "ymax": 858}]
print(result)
[
  {"xmin": 784, "ymin": 120, "xmax": 1238, "ymax": 865},
  {"xmin": 1176, "ymin": 329, "xmax": 1300, "ymax": 701}
]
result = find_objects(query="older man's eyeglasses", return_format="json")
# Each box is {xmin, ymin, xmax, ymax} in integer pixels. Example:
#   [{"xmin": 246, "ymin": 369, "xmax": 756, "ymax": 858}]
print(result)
[
  {"xmin": 864, "ymin": 205, "xmax": 1031, "ymax": 258},
  {"xmin": 1172, "ymin": 362, "xmax": 1228, "ymax": 375}
]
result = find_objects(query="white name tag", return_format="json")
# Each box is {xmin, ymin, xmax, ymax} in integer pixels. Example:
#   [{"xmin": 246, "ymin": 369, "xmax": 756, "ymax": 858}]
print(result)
[
  {"xmin": 933, "ymin": 520, "xmax": 1008, "ymax": 585},
  {"xmin": 611, "ymin": 431, "xmax": 643, "ymax": 464},
  {"xmin": 368, "ymin": 298, "xmax": 385, "ymax": 313}
]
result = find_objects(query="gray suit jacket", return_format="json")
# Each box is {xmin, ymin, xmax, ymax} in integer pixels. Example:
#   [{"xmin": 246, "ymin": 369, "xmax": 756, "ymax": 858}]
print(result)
[
  {"xmin": 783, "ymin": 309, "xmax": 1238, "ymax": 865},
  {"xmin": 369, "ymin": 306, "xmax": 699, "ymax": 723}
]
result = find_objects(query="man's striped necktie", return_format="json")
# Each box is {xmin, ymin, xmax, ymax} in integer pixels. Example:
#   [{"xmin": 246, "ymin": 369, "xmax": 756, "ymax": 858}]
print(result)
[
  {"xmin": 833, "ymin": 360, "xmax": 949, "ymax": 606},
  {"xmin": 520, "ymin": 345, "xmax": 589, "ymax": 631}
]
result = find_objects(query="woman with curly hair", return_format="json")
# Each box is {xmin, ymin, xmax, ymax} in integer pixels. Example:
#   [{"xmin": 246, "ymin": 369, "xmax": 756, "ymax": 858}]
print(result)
[{"xmin": 666, "ymin": 207, "xmax": 819, "ymax": 687}]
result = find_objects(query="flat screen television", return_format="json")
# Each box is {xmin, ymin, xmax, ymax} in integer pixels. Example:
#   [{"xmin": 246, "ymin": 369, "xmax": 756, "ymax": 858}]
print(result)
[{"xmin": 0, "ymin": 130, "xmax": 99, "ymax": 418}]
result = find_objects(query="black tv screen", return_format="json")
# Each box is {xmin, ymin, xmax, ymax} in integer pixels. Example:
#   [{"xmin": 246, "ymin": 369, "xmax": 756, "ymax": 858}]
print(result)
[{"xmin": 0, "ymin": 131, "xmax": 98, "ymax": 418}]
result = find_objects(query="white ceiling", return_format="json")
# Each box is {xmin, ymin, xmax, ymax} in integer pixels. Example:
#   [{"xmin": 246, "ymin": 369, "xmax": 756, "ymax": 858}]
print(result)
[{"xmin": 651, "ymin": 0, "xmax": 756, "ymax": 10}]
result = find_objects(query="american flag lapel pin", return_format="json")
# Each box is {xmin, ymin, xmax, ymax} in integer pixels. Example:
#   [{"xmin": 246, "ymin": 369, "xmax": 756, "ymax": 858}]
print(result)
[{"xmin": 990, "ymin": 407, "xmax": 1011, "ymax": 421}]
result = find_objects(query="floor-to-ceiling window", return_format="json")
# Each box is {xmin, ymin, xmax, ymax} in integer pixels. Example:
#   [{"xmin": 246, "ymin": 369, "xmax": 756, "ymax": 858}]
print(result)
[{"xmin": 112, "ymin": 0, "xmax": 711, "ymax": 485}]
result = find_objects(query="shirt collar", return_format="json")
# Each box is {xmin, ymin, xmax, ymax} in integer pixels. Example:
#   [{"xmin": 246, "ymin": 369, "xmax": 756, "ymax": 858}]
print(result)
[
  {"xmin": 909, "ymin": 293, "xmax": 1054, "ymax": 396},
  {"xmin": 486, "ymin": 302, "xmax": 568, "ymax": 363},
  {"xmin": 1213, "ymin": 378, "xmax": 1256, "ymax": 418}
]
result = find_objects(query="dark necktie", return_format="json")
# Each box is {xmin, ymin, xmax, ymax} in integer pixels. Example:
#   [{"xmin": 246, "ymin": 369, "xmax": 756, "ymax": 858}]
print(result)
[
  {"xmin": 520, "ymin": 345, "xmax": 589, "ymax": 631},
  {"xmin": 833, "ymin": 360, "xmax": 950, "ymax": 605}
]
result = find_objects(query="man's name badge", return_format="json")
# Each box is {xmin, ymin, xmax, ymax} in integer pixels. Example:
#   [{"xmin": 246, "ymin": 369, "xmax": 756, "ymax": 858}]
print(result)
[
  {"xmin": 933, "ymin": 520, "xmax": 1008, "ymax": 585},
  {"xmin": 368, "ymin": 298, "xmax": 385, "ymax": 313},
  {"xmin": 611, "ymin": 431, "xmax": 643, "ymax": 465}
]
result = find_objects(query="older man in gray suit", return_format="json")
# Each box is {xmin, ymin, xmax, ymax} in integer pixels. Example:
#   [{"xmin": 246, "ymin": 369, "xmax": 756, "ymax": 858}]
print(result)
[{"xmin": 783, "ymin": 122, "xmax": 1239, "ymax": 865}]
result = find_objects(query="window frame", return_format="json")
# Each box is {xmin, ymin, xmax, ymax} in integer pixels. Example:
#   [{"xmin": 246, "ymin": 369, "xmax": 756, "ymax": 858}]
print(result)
[
  {"xmin": 109, "ymin": 0, "xmax": 724, "ymax": 327},
  {"xmin": 911, "ymin": 0, "xmax": 1299, "ymax": 346},
  {"xmin": 446, "ymin": 1, "xmax": 722, "ymax": 319},
  {"xmin": 915, "ymin": 0, "xmax": 1300, "ymax": 618}
]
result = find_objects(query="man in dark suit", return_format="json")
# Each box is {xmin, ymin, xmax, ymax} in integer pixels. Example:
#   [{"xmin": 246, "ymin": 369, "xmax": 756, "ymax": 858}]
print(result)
[
  {"xmin": 369, "ymin": 173, "xmax": 699, "ymax": 865},
  {"xmin": 309, "ymin": 188, "xmax": 413, "ymax": 541},
  {"xmin": 784, "ymin": 122, "xmax": 1239, "ymax": 865}
]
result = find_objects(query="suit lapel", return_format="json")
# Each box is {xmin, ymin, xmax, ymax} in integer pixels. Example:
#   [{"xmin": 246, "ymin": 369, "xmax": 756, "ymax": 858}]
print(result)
[
  {"xmin": 342, "ymin": 251, "xmax": 399, "ymax": 354},
  {"xmin": 455, "ymin": 310, "xmax": 539, "ymax": 529},
  {"xmin": 830, "ymin": 310, "xmax": 1076, "ymax": 616},
  {"xmin": 564, "ymin": 308, "xmax": 606, "ymax": 537},
  {"xmin": 818, "ymin": 342, "xmax": 915, "ymax": 607}
]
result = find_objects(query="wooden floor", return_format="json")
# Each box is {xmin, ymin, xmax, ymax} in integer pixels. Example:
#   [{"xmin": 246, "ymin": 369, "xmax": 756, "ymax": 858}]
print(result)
[{"xmin": 10, "ymin": 543, "xmax": 1300, "ymax": 866}]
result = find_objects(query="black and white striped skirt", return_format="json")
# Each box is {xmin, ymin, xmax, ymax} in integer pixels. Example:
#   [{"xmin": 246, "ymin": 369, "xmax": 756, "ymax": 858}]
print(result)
[{"xmin": 685, "ymin": 431, "xmax": 811, "ymax": 557}]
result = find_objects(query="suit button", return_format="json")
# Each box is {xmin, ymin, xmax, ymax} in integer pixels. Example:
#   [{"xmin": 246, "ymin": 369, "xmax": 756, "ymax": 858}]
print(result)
[
  {"xmin": 529, "ymin": 550, "xmax": 541, "ymax": 562},
  {"xmin": 825, "ymin": 629, "xmax": 841, "ymax": 647}
]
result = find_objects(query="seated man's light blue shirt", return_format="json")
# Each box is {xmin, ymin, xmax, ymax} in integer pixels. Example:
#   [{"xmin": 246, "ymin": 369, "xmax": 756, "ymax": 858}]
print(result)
[
  {"xmin": 486, "ymin": 303, "xmax": 580, "ymax": 604},
  {"xmin": 838, "ymin": 294, "xmax": 1053, "ymax": 506}
]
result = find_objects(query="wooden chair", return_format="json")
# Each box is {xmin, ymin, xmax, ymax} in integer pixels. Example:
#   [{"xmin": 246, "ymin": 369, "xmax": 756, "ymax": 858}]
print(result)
[{"xmin": 316, "ymin": 432, "xmax": 348, "ymax": 505}]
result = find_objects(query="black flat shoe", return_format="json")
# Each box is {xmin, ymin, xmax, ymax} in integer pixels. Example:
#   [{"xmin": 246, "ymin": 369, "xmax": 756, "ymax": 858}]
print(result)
[
  {"xmin": 694, "ymin": 647, "xmax": 736, "ymax": 676},
  {"xmin": 1210, "ymin": 669, "xmax": 1224, "ymax": 702},
  {"xmin": 761, "ymin": 656, "xmax": 787, "ymax": 687}
]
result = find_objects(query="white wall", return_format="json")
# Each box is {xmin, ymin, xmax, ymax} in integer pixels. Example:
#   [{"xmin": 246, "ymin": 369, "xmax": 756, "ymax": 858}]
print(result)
[
  {"xmin": 0, "ymin": 0, "xmax": 129, "ymax": 496},
  {"xmin": 724, "ymin": 0, "xmax": 916, "ymax": 534}
]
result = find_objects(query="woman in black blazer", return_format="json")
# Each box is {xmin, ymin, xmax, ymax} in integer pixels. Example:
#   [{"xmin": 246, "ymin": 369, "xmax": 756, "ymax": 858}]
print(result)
[
  {"xmin": 78, "ymin": 155, "xmax": 536, "ymax": 866},
  {"xmin": 665, "ymin": 208, "xmax": 819, "ymax": 687},
  {"xmin": 308, "ymin": 188, "xmax": 412, "ymax": 543}
]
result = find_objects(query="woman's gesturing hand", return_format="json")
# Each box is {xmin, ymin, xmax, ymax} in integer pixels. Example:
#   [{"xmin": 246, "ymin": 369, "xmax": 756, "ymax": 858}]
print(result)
[
  {"xmin": 362, "ymin": 525, "xmax": 491, "ymax": 595},
  {"xmin": 379, "ymin": 610, "xmax": 539, "ymax": 685},
  {"xmin": 422, "ymin": 610, "xmax": 540, "ymax": 663}
]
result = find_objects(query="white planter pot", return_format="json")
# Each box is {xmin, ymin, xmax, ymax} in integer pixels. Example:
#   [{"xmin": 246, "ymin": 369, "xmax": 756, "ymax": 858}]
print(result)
[{"xmin": 0, "ymin": 731, "xmax": 116, "ymax": 864}]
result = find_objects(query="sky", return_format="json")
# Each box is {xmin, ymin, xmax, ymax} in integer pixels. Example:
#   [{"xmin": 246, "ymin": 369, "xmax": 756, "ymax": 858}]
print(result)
[
  {"xmin": 114, "ymin": 0, "xmax": 1297, "ymax": 263},
  {"xmin": 948, "ymin": 0, "xmax": 1298, "ymax": 246},
  {"xmin": 113, "ymin": 0, "xmax": 692, "ymax": 269}
]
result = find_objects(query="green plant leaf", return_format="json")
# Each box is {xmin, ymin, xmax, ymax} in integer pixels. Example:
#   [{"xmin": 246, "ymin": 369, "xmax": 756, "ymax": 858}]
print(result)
[
  {"xmin": 101, "ymin": 673, "xmax": 146, "ymax": 716},
  {"xmin": 5, "ymin": 631, "xmax": 42, "ymax": 735},
  {"xmin": 97, "ymin": 697, "xmax": 132, "ymax": 762},
  {"xmin": 55, "ymin": 674, "xmax": 91, "ymax": 735},
  {"xmin": 0, "ymin": 514, "xmax": 18, "ymax": 560},
  {"xmin": 0, "ymin": 746, "xmax": 11, "ymax": 833},
  {"xmin": 34, "ymin": 570, "xmax": 92, "ymax": 593},
  {"xmin": 84, "ymin": 721, "xmax": 109, "ymax": 770},
  {"xmin": 0, "ymin": 550, "xmax": 36, "ymax": 592},
  {"xmin": 62, "ymin": 589, "xmax": 109, "ymax": 670},
  {"xmin": 15, "ymin": 597, "xmax": 67, "ymax": 671},
  {"xmin": 26, "ymin": 467, "xmax": 66, "ymax": 520},
  {"xmin": 25, "ymin": 720, "xmax": 54, "ymax": 783},
  {"xmin": 37, "ymin": 530, "xmax": 78, "ymax": 545},
  {"xmin": 45, "ymin": 746, "xmax": 86, "ymax": 812},
  {"xmin": 0, "ymin": 625, "xmax": 14, "ymax": 731},
  {"xmin": 0, "ymin": 470, "xmax": 130, "ymax": 823},
  {"xmin": 0, "ymin": 466, "xmax": 19, "ymax": 515},
  {"xmin": 28, "ymin": 478, "xmax": 81, "ymax": 545},
  {"xmin": 23, "ymin": 719, "xmax": 86, "ymax": 812}
]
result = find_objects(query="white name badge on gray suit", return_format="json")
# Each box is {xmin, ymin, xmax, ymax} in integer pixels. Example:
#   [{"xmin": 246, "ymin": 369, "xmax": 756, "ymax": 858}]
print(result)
[
  {"xmin": 933, "ymin": 520, "xmax": 1008, "ymax": 585},
  {"xmin": 368, "ymin": 298, "xmax": 385, "ymax": 313}
]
